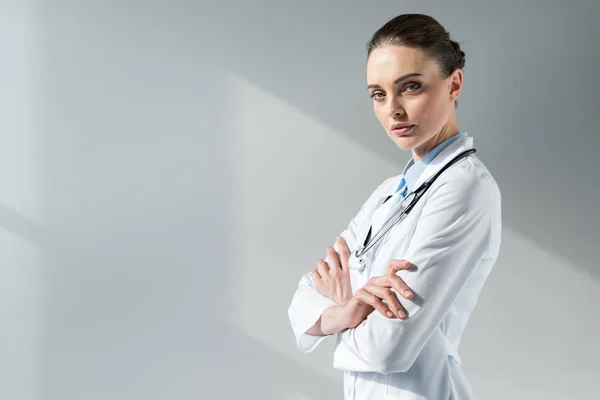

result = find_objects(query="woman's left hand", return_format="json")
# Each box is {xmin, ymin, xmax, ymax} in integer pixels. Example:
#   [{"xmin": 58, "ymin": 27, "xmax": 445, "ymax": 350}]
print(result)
[
  {"xmin": 312, "ymin": 236, "xmax": 353, "ymax": 306},
  {"xmin": 351, "ymin": 260, "xmax": 415, "ymax": 320}
]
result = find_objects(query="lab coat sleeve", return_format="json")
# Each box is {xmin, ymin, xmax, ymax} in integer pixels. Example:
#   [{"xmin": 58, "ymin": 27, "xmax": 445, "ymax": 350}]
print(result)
[
  {"xmin": 288, "ymin": 178, "xmax": 395, "ymax": 354},
  {"xmin": 333, "ymin": 168, "xmax": 497, "ymax": 374},
  {"xmin": 287, "ymin": 272, "xmax": 337, "ymax": 353}
]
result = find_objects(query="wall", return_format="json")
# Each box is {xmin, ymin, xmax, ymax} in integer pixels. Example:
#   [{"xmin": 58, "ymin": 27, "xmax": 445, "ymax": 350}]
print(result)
[{"xmin": 0, "ymin": 1, "xmax": 597, "ymax": 399}]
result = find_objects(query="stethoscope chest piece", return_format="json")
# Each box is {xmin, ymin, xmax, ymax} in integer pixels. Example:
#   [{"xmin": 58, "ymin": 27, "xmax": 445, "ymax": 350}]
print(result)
[{"xmin": 348, "ymin": 248, "xmax": 367, "ymax": 272}]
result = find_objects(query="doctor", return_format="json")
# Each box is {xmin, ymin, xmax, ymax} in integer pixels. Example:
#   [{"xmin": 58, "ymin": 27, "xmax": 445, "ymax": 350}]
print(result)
[{"xmin": 288, "ymin": 14, "xmax": 501, "ymax": 400}]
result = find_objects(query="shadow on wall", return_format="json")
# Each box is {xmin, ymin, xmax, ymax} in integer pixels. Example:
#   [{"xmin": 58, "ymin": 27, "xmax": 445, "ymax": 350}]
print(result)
[
  {"xmin": 0, "ymin": 203, "xmax": 44, "ymax": 248},
  {"xmin": 205, "ymin": 0, "xmax": 600, "ymax": 281}
]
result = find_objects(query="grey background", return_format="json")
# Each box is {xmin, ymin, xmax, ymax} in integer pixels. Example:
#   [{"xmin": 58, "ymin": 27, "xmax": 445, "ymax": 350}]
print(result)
[{"xmin": 1, "ymin": 0, "xmax": 599, "ymax": 399}]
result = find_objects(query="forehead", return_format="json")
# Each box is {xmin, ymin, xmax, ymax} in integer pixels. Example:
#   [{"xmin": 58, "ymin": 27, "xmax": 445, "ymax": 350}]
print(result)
[{"xmin": 366, "ymin": 45, "xmax": 438, "ymax": 84}]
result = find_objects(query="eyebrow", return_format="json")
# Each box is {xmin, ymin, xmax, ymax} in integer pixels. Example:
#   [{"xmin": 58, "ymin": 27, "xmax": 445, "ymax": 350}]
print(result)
[{"xmin": 367, "ymin": 73, "xmax": 423, "ymax": 90}]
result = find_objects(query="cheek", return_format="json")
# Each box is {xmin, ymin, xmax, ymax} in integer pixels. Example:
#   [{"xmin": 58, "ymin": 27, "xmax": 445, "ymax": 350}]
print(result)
[
  {"xmin": 412, "ymin": 93, "xmax": 447, "ymax": 127},
  {"xmin": 374, "ymin": 104, "xmax": 387, "ymax": 125},
  {"xmin": 404, "ymin": 94, "xmax": 433, "ymax": 123}
]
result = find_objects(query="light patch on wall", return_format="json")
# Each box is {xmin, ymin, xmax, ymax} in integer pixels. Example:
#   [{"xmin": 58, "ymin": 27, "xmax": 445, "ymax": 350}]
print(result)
[
  {"xmin": 0, "ymin": 2, "xmax": 43, "ymax": 400},
  {"xmin": 463, "ymin": 228, "xmax": 600, "ymax": 399},
  {"xmin": 222, "ymin": 70, "xmax": 398, "ymax": 383}
]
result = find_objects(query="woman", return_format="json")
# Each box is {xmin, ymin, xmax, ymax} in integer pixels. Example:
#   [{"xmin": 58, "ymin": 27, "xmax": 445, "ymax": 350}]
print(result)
[{"xmin": 288, "ymin": 13, "xmax": 501, "ymax": 400}]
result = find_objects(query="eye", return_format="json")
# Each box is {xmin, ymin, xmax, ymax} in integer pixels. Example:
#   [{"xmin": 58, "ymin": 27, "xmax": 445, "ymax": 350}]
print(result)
[
  {"xmin": 403, "ymin": 83, "xmax": 422, "ymax": 93},
  {"xmin": 370, "ymin": 91, "xmax": 385, "ymax": 101}
]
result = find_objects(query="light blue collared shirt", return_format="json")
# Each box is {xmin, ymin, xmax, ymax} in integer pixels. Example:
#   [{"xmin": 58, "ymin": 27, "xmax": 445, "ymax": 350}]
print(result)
[{"xmin": 395, "ymin": 132, "xmax": 469, "ymax": 197}]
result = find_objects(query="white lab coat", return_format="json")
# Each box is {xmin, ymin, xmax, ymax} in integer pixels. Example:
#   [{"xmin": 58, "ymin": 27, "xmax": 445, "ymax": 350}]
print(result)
[{"xmin": 288, "ymin": 136, "xmax": 501, "ymax": 399}]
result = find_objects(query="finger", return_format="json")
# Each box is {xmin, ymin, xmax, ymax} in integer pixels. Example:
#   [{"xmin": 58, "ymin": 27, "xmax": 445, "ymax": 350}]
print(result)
[
  {"xmin": 387, "ymin": 259, "xmax": 413, "ymax": 275},
  {"xmin": 355, "ymin": 288, "xmax": 394, "ymax": 319},
  {"xmin": 370, "ymin": 275, "xmax": 413, "ymax": 300},
  {"xmin": 325, "ymin": 247, "xmax": 342, "ymax": 272},
  {"xmin": 311, "ymin": 268, "xmax": 322, "ymax": 284},
  {"xmin": 364, "ymin": 283, "xmax": 407, "ymax": 319},
  {"xmin": 316, "ymin": 259, "xmax": 330, "ymax": 276},
  {"xmin": 335, "ymin": 236, "xmax": 351, "ymax": 270}
]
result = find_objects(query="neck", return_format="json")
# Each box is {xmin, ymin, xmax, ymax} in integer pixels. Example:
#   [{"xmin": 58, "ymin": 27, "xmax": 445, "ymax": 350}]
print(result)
[{"xmin": 411, "ymin": 120, "xmax": 460, "ymax": 162}]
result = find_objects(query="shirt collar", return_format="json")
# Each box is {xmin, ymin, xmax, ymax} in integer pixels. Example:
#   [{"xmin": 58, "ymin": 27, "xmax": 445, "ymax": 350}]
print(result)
[{"xmin": 398, "ymin": 132, "xmax": 469, "ymax": 194}]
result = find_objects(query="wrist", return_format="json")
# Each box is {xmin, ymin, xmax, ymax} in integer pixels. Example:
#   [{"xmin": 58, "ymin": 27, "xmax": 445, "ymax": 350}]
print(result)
[
  {"xmin": 335, "ymin": 295, "xmax": 352, "ymax": 306},
  {"xmin": 321, "ymin": 304, "xmax": 350, "ymax": 335}
]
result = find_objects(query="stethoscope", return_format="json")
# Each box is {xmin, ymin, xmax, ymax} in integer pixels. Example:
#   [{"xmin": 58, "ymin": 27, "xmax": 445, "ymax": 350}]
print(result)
[{"xmin": 347, "ymin": 148, "xmax": 477, "ymax": 271}]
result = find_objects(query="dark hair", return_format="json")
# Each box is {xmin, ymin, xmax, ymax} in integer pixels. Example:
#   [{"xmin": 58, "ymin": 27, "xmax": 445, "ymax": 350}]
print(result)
[{"xmin": 366, "ymin": 14, "xmax": 465, "ymax": 105}]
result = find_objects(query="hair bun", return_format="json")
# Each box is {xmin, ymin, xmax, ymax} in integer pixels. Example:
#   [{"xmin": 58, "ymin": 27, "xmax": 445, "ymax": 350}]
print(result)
[{"xmin": 450, "ymin": 40, "xmax": 465, "ymax": 69}]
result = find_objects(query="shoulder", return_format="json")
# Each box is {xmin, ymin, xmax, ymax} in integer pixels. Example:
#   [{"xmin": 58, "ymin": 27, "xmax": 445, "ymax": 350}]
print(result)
[
  {"xmin": 365, "ymin": 174, "xmax": 403, "ymax": 198},
  {"xmin": 379, "ymin": 174, "xmax": 404, "ymax": 193},
  {"xmin": 428, "ymin": 155, "xmax": 501, "ymax": 208},
  {"xmin": 359, "ymin": 174, "xmax": 403, "ymax": 209}
]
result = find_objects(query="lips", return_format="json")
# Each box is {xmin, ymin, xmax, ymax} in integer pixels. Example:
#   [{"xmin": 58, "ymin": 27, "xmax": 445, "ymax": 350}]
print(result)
[{"xmin": 391, "ymin": 124, "xmax": 415, "ymax": 136}]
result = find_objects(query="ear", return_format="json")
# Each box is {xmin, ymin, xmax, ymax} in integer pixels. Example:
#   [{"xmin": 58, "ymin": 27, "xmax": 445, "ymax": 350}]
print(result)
[{"xmin": 448, "ymin": 69, "xmax": 463, "ymax": 102}]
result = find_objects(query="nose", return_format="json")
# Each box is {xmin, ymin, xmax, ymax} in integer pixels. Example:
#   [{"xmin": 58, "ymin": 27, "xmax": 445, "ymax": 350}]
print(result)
[{"xmin": 386, "ymin": 96, "xmax": 405, "ymax": 118}]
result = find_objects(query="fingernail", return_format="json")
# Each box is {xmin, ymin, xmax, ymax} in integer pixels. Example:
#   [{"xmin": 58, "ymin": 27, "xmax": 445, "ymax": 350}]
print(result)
[
  {"xmin": 399, "ymin": 311, "xmax": 407, "ymax": 319},
  {"xmin": 386, "ymin": 311, "xmax": 393, "ymax": 318},
  {"xmin": 405, "ymin": 290, "xmax": 412, "ymax": 298}
]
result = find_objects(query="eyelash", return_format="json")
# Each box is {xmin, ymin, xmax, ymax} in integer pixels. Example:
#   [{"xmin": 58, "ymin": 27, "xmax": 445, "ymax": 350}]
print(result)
[{"xmin": 370, "ymin": 82, "xmax": 422, "ymax": 100}]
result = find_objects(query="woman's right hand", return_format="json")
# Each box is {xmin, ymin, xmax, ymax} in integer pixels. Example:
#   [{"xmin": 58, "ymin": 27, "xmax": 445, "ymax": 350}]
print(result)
[{"xmin": 312, "ymin": 236, "xmax": 354, "ymax": 306}]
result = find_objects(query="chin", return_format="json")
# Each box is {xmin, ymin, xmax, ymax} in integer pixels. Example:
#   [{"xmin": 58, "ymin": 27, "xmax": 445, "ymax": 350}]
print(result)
[{"xmin": 390, "ymin": 135, "xmax": 417, "ymax": 151}]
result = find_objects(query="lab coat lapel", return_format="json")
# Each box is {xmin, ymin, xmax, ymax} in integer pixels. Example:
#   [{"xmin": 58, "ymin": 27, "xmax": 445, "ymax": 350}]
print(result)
[
  {"xmin": 366, "ymin": 136, "xmax": 473, "ymax": 254},
  {"xmin": 369, "ymin": 178, "xmax": 402, "ymax": 236}
]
